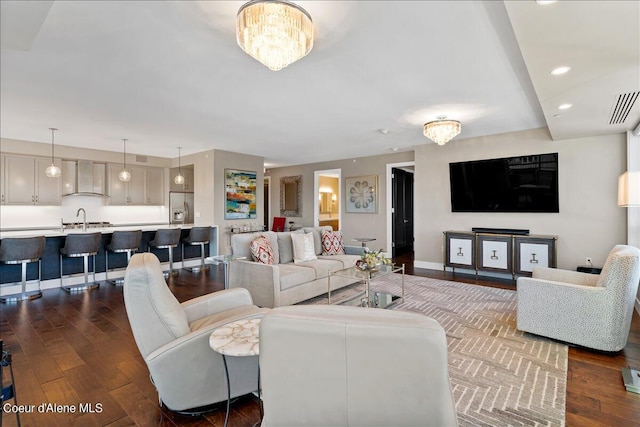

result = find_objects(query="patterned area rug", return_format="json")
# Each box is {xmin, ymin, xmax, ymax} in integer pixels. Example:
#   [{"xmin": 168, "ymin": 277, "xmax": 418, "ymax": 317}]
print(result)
[{"xmin": 301, "ymin": 274, "xmax": 567, "ymax": 427}]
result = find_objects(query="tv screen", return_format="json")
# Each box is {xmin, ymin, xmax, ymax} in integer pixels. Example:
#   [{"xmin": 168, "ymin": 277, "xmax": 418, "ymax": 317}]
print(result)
[{"xmin": 449, "ymin": 153, "xmax": 559, "ymax": 213}]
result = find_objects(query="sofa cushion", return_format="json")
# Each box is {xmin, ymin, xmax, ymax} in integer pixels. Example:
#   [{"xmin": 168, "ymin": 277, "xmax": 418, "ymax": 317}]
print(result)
[
  {"xmin": 250, "ymin": 236, "xmax": 275, "ymax": 265},
  {"xmin": 292, "ymin": 232, "xmax": 318, "ymax": 263},
  {"xmin": 279, "ymin": 264, "xmax": 317, "ymax": 291},
  {"xmin": 322, "ymin": 230, "xmax": 345, "ymax": 255},
  {"xmin": 318, "ymin": 254, "xmax": 360, "ymax": 269},
  {"xmin": 303, "ymin": 226, "xmax": 333, "ymax": 255},
  {"xmin": 277, "ymin": 230, "xmax": 304, "ymax": 264},
  {"xmin": 232, "ymin": 231, "xmax": 279, "ymax": 263},
  {"xmin": 294, "ymin": 258, "xmax": 345, "ymax": 279}
]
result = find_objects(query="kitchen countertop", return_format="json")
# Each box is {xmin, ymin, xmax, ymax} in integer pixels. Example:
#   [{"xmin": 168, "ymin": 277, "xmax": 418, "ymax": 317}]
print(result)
[{"xmin": 0, "ymin": 223, "xmax": 216, "ymax": 239}]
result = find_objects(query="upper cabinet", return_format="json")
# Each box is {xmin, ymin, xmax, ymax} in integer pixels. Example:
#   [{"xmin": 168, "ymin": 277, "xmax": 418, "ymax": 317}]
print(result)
[
  {"xmin": 169, "ymin": 166, "xmax": 194, "ymax": 192},
  {"xmin": 107, "ymin": 164, "xmax": 165, "ymax": 205},
  {"xmin": 2, "ymin": 155, "xmax": 62, "ymax": 205}
]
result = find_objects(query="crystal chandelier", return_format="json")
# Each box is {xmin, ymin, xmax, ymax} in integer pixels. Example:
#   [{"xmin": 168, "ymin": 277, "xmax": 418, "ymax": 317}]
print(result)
[
  {"xmin": 236, "ymin": 0, "xmax": 314, "ymax": 71},
  {"xmin": 423, "ymin": 116, "xmax": 461, "ymax": 146},
  {"xmin": 118, "ymin": 139, "xmax": 131, "ymax": 182},
  {"xmin": 45, "ymin": 128, "xmax": 62, "ymax": 178},
  {"xmin": 174, "ymin": 147, "xmax": 185, "ymax": 185}
]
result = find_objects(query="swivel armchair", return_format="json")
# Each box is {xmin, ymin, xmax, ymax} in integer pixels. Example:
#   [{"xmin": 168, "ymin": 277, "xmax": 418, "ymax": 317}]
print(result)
[
  {"xmin": 259, "ymin": 305, "xmax": 458, "ymax": 426},
  {"xmin": 123, "ymin": 253, "xmax": 268, "ymax": 413},
  {"xmin": 517, "ymin": 245, "xmax": 640, "ymax": 351}
]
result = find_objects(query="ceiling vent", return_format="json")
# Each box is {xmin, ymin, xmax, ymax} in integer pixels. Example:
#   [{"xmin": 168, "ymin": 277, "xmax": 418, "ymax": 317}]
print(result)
[
  {"xmin": 609, "ymin": 92, "xmax": 639, "ymax": 125},
  {"xmin": 135, "ymin": 155, "xmax": 148, "ymax": 163}
]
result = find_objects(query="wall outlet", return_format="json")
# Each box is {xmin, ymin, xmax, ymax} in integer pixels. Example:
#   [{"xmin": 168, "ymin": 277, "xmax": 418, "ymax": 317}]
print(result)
[{"xmin": 586, "ymin": 257, "xmax": 592, "ymax": 265}]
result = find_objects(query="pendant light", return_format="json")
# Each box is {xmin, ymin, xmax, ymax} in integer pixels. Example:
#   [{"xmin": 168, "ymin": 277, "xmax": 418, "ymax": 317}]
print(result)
[
  {"xmin": 45, "ymin": 128, "xmax": 62, "ymax": 178},
  {"xmin": 174, "ymin": 147, "xmax": 185, "ymax": 185},
  {"xmin": 118, "ymin": 139, "xmax": 131, "ymax": 182}
]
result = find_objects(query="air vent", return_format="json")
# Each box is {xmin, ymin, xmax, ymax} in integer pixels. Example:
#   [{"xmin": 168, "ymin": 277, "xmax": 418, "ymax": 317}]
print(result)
[
  {"xmin": 135, "ymin": 155, "xmax": 148, "ymax": 163},
  {"xmin": 609, "ymin": 92, "xmax": 639, "ymax": 125}
]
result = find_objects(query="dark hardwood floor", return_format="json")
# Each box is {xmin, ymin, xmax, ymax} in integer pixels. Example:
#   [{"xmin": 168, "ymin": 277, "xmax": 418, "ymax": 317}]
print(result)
[{"xmin": 1, "ymin": 255, "xmax": 639, "ymax": 426}]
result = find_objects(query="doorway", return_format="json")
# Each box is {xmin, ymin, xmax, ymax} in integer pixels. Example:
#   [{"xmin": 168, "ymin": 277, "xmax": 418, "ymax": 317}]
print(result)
[
  {"xmin": 263, "ymin": 176, "xmax": 270, "ymax": 231},
  {"xmin": 391, "ymin": 167, "xmax": 414, "ymax": 257},
  {"xmin": 313, "ymin": 169, "xmax": 341, "ymax": 230}
]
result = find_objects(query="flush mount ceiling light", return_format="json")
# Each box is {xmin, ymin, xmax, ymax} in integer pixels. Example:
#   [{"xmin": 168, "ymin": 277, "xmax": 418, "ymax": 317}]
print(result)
[
  {"xmin": 118, "ymin": 139, "xmax": 131, "ymax": 182},
  {"xmin": 45, "ymin": 127, "xmax": 61, "ymax": 178},
  {"xmin": 551, "ymin": 66, "xmax": 571, "ymax": 75},
  {"xmin": 423, "ymin": 116, "xmax": 461, "ymax": 146},
  {"xmin": 236, "ymin": 0, "xmax": 314, "ymax": 71},
  {"xmin": 174, "ymin": 147, "xmax": 185, "ymax": 185},
  {"xmin": 558, "ymin": 103, "xmax": 573, "ymax": 110}
]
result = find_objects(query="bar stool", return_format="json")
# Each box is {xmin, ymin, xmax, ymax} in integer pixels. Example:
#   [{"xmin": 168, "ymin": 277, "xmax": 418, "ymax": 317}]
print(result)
[
  {"xmin": 181, "ymin": 226, "xmax": 211, "ymax": 273},
  {"xmin": 0, "ymin": 236, "xmax": 46, "ymax": 303},
  {"xmin": 148, "ymin": 228, "xmax": 181, "ymax": 277},
  {"xmin": 59, "ymin": 232, "xmax": 102, "ymax": 292},
  {"xmin": 105, "ymin": 230, "xmax": 142, "ymax": 285}
]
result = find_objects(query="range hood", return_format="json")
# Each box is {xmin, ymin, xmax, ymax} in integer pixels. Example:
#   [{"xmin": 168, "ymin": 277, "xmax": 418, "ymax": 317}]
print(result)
[{"xmin": 61, "ymin": 160, "xmax": 109, "ymax": 197}]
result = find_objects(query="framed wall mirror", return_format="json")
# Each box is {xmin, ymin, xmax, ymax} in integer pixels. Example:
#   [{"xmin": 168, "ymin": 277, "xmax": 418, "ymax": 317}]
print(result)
[{"xmin": 280, "ymin": 175, "xmax": 302, "ymax": 217}]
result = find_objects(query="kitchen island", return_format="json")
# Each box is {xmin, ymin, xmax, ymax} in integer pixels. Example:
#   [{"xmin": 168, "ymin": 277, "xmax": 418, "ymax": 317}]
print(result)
[{"xmin": 0, "ymin": 224, "xmax": 218, "ymax": 295}]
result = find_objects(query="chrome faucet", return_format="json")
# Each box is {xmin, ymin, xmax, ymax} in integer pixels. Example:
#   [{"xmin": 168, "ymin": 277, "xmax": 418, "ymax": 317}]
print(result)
[{"xmin": 76, "ymin": 208, "xmax": 87, "ymax": 232}]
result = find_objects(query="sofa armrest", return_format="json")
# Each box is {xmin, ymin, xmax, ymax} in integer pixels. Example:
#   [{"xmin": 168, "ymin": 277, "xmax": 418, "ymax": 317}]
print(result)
[
  {"xmin": 531, "ymin": 267, "xmax": 599, "ymax": 286},
  {"xmin": 181, "ymin": 288, "xmax": 255, "ymax": 322},
  {"xmin": 344, "ymin": 245, "xmax": 366, "ymax": 256},
  {"xmin": 228, "ymin": 260, "xmax": 280, "ymax": 308}
]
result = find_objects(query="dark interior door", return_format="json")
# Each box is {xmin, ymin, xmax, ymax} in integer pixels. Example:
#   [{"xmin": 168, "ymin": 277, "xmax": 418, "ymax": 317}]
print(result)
[{"xmin": 392, "ymin": 168, "xmax": 414, "ymax": 257}]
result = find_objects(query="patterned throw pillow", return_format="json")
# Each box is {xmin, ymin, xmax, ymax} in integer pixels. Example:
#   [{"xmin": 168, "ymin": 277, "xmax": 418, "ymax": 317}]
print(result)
[
  {"xmin": 291, "ymin": 232, "xmax": 318, "ymax": 263},
  {"xmin": 250, "ymin": 235, "xmax": 275, "ymax": 265},
  {"xmin": 322, "ymin": 230, "xmax": 345, "ymax": 255}
]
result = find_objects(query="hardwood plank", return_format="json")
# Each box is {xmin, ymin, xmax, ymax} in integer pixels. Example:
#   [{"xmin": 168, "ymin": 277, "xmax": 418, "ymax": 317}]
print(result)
[{"xmin": 1, "ymin": 254, "xmax": 638, "ymax": 426}]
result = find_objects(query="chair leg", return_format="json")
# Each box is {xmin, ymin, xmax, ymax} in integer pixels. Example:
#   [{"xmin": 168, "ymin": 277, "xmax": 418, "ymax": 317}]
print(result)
[
  {"xmin": 0, "ymin": 260, "xmax": 42, "ymax": 303},
  {"xmin": 62, "ymin": 254, "xmax": 99, "ymax": 293}
]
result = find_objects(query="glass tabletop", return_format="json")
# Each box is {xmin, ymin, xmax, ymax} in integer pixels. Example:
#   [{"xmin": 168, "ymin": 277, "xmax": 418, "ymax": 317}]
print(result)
[{"xmin": 330, "ymin": 264, "xmax": 402, "ymax": 280}]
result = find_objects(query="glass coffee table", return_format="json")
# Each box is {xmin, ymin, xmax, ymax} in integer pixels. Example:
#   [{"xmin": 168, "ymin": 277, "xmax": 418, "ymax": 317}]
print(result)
[{"xmin": 328, "ymin": 264, "xmax": 404, "ymax": 308}]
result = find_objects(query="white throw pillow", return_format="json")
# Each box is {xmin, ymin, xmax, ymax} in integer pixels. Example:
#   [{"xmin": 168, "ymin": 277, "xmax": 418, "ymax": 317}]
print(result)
[{"xmin": 291, "ymin": 232, "xmax": 318, "ymax": 263}]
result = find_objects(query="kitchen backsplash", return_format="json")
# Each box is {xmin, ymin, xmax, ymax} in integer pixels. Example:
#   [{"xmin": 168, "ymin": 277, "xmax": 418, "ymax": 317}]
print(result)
[{"xmin": 0, "ymin": 196, "xmax": 168, "ymax": 229}]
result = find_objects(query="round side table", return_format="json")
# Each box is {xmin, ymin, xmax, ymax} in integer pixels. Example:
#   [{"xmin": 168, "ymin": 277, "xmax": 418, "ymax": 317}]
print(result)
[
  {"xmin": 353, "ymin": 237, "xmax": 376, "ymax": 247},
  {"xmin": 210, "ymin": 318, "xmax": 261, "ymax": 427}
]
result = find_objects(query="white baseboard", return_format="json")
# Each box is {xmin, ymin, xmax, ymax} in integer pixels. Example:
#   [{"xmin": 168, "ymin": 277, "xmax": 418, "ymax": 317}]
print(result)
[{"xmin": 413, "ymin": 260, "xmax": 443, "ymax": 271}]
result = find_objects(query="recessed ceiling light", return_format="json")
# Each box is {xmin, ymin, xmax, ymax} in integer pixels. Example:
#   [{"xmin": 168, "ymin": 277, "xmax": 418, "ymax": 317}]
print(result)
[
  {"xmin": 551, "ymin": 66, "xmax": 571, "ymax": 75},
  {"xmin": 391, "ymin": 147, "xmax": 399, "ymax": 152},
  {"xmin": 378, "ymin": 128, "xmax": 390, "ymax": 134},
  {"xmin": 553, "ymin": 114, "xmax": 564, "ymax": 118},
  {"xmin": 558, "ymin": 104, "xmax": 572, "ymax": 110},
  {"xmin": 536, "ymin": 0, "xmax": 557, "ymax": 5}
]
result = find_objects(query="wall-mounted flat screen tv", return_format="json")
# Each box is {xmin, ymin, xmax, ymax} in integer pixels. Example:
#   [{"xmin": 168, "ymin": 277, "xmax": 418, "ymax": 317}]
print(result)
[{"xmin": 449, "ymin": 153, "xmax": 559, "ymax": 213}]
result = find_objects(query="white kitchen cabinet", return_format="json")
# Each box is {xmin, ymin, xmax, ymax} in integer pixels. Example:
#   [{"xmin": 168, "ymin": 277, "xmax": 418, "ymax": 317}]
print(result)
[
  {"xmin": 170, "ymin": 167, "xmax": 193, "ymax": 192},
  {"xmin": 146, "ymin": 167, "xmax": 165, "ymax": 205},
  {"xmin": 108, "ymin": 164, "xmax": 165, "ymax": 205},
  {"xmin": 4, "ymin": 155, "xmax": 62, "ymax": 205},
  {"xmin": 0, "ymin": 154, "xmax": 5, "ymax": 205}
]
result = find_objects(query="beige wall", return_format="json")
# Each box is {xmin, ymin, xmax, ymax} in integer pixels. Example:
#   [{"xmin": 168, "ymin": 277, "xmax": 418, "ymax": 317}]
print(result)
[
  {"xmin": 267, "ymin": 151, "xmax": 414, "ymax": 252},
  {"xmin": 414, "ymin": 127, "xmax": 627, "ymax": 271},
  {"xmin": 214, "ymin": 150, "xmax": 264, "ymax": 253}
]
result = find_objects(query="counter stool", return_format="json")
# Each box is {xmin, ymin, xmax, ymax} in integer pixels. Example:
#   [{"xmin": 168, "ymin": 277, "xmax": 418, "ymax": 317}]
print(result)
[
  {"xmin": 60, "ymin": 232, "xmax": 102, "ymax": 292},
  {"xmin": 0, "ymin": 236, "xmax": 46, "ymax": 303},
  {"xmin": 181, "ymin": 226, "xmax": 211, "ymax": 273},
  {"xmin": 105, "ymin": 230, "xmax": 142, "ymax": 285},
  {"xmin": 148, "ymin": 228, "xmax": 181, "ymax": 278}
]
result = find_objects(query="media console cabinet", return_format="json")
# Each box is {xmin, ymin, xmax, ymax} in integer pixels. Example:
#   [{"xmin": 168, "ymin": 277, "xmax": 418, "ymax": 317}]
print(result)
[{"xmin": 443, "ymin": 230, "xmax": 557, "ymax": 281}]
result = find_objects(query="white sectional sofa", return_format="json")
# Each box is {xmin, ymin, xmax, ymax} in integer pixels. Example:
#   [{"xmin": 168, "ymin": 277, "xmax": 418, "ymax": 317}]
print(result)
[{"xmin": 228, "ymin": 227, "xmax": 364, "ymax": 308}]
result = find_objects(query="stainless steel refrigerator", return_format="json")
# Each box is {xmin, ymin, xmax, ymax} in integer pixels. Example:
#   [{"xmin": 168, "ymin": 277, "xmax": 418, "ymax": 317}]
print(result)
[{"xmin": 169, "ymin": 192, "xmax": 194, "ymax": 224}]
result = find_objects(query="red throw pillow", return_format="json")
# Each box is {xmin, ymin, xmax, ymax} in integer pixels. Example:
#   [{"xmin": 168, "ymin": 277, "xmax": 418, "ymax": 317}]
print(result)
[
  {"xmin": 250, "ymin": 235, "xmax": 275, "ymax": 265},
  {"xmin": 322, "ymin": 230, "xmax": 345, "ymax": 255}
]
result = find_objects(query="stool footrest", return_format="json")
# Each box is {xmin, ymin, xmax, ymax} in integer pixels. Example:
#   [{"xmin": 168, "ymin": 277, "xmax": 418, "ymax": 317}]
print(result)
[
  {"xmin": 63, "ymin": 283, "xmax": 99, "ymax": 293},
  {"xmin": 1, "ymin": 289, "xmax": 42, "ymax": 303}
]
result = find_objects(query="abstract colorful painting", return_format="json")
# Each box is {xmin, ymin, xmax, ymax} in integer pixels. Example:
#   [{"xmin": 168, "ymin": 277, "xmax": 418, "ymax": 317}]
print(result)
[{"xmin": 225, "ymin": 169, "xmax": 257, "ymax": 219}]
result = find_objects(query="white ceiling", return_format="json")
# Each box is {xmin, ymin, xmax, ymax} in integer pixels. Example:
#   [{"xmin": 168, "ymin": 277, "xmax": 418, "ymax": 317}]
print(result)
[{"xmin": 1, "ymin": 1, "xmax": 638, "ymax": 167}]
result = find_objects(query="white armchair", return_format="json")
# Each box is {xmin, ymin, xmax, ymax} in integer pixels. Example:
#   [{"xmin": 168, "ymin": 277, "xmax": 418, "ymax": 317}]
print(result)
[
  {"xmin": 517, "ymin": 245, "xmax": 640, "ymax": 351},
  {"xmin": 259, "ymin": 305, "xmax": 459, "ymax": 426},
  {"xmin": 123, "ymin": 253, "xmax": 268, "ymax": 413}
]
